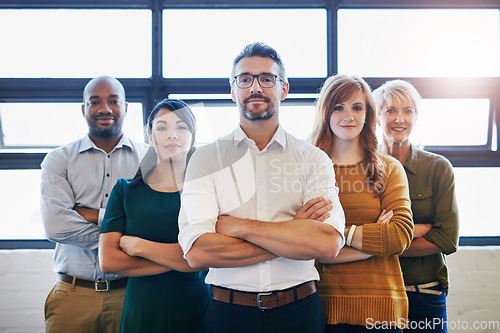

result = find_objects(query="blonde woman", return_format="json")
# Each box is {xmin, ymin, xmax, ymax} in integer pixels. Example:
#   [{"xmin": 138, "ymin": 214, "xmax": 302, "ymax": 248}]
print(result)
[{"xmin": 373, "ymin": 80, "xmax": 459, "ymax": 333}]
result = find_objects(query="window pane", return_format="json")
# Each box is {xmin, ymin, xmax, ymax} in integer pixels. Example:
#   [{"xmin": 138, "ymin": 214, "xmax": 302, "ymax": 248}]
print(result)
[
  {"xmin": 0, "ymin": 170, "xmax": 43, "ymax": 239},
  {"xmin": 338, "ymin": 9, "xmax": 500, "ymax": 77},
  {"xmin": 0, "ymin": 9, "xmax": 151, "ymax": 78},
  {"xmin": 454, "ymin": 167, "xmax": 500, "ymax": 236},
  {"xmin": 0, "ymin": 103, "xmax": 145, "ymax": 148},
  {"xmin": 279, "ymin": 104, "xmax": 316, "ymax": 141},
  {"xmin": 410, "ymin": 99, "xmax": 490, "ymax": 146},
  {"xmin": 163, "ymin": 9, "xmax": 327, "ymax": 78}
]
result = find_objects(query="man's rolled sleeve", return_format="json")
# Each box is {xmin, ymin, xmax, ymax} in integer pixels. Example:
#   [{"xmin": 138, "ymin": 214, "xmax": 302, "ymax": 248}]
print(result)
[
  {"xmin": 178, "ymin": 149, "xmax": 219, "ymax": 256},
  {"xmin": 40, "ymin": 150, "xmax": 100, "ymax": 250},
  {"xmin": 304, "ymin": 148, "xmax": 345, "ymax": 241}
]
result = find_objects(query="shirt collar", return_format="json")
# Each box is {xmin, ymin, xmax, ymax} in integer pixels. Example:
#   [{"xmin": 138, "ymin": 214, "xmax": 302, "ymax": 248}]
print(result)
[
  {"xmin": 233, "ymin": 124, "xmax": 286, "ymax": 151},
  {"xmin": 403, "ymin": 143, "xmax": 419, "ymax": 175},
  {"xmin": 79, "ymin": 134, "xmax": 133, "ymax": 153}
]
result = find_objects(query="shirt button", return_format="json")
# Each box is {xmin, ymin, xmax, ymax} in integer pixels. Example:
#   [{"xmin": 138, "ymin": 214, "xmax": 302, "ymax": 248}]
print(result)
[
  {"xmin": 106, "ymin": 173, "xmax": 110, "ymax": 177},
  {"xmin": 105, "ymin": 194, "xmax": 109, "ymax": 197},
  {"xmin": 107, "ymin": 155, "xmax": 110, "ymax": 158},
  {"xmin": 417, "ymin": 193, "xmax": 422, "ymax": 198}
]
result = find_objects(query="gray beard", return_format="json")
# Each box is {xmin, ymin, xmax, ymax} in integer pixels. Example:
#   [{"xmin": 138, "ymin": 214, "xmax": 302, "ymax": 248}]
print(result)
[{"xmin": 241, "ymin": 103, "xmax": 277, "ymax": 121}]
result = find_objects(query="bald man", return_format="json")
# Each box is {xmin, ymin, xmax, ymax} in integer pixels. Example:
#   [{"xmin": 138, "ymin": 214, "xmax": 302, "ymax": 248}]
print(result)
[{"xmin": 41, "ymin": 76, "xmax": 148, "ymax": 333}]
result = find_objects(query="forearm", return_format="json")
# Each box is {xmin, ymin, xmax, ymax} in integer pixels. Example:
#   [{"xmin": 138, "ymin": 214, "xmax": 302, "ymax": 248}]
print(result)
[
  {"xmin": 41, "ymin": 197, "xmax": 100, "ymax": 249},
  {"xmin": 186, "ymin": 233, "xmax": 277, "ymax": 270},
  {"xmin": 73, "ymin": 206, "xmax": 99, "ymax": 224},
  {"xmin": 99, "ymin": 234, "xmax": 170, "ymax": 277},
  {"xmin": 225, "ymin": 218, "xmax": 343, "ymax": 260},
  {"xmin": 348, "ymin": 225, "xmax": 364, "ymax": 251},
  {"xmin": 129, "ymin": 239, "xmax": 199, "ymax": 273},
  {"xmin": 106, "ymin": 257, "xmax": 169, "ymax": 277},
  {"xmin": 319, "ymin": 246, "xmax": 372, "ymax": 264},
  {"xmin": 400, "ymin": 237, "xmax": 442, "ymax": 257},
  {"xmin": 41, "ymin": 161, "xmax": 101, "ymax": 249},
  {"xmin": 353, "ymin": 212, "xmax": 413, "ymax": 256},
  {"xmin": 101, "ymin": 250, "xmax": 170, "ymax": 276},
  {"xmin": 360, "ymin": 162, "xmax": 413, "ymax": 256},
  {"xmin": 350, "ymin": 220, "xmax": 413, "ymax": 256}
]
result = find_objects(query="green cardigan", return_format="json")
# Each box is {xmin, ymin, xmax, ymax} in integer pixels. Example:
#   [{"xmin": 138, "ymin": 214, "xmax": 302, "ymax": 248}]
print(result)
[{"xmin": 399, "ymin": 144, "xmax": 459, "ymax": 292}]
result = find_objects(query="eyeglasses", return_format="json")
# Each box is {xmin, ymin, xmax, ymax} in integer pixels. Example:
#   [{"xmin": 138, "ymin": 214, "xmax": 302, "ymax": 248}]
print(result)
[{"xmin": 233, "ymin": 73, "xmax": 285, "ymax": 89}]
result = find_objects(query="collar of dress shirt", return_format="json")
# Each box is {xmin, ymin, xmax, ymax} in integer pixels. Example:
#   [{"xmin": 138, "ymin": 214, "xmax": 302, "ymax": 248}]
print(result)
[
  {"xmin": 233, "ymin": 124, "xmax": 287, "ymax": 152},
  {"xmin": 79, "ymin": 134, "xmax": 134, "ymax": 154},
  {"xmin": 403, "ymin": 143, "xmax": 419, "ymax": 175}
]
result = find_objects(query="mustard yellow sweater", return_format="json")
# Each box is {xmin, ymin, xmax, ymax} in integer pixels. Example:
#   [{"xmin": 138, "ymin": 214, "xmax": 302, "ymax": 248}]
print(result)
[{"xmin": 317, "ymin": 155, "xmax": 413, "ymax": 327}]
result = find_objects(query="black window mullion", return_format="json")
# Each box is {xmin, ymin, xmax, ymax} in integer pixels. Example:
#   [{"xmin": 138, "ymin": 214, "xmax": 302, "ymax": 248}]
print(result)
[{"xmin": 326, "ymin": 2, "xmax": 338, "ymax": 76}]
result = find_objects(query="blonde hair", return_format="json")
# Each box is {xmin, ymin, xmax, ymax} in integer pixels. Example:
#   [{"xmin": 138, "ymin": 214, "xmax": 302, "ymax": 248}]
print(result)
[
  {"xmin": 311, "ymin": 74, "xmax": 386, "ymax": 193},
  {"xmin": 372, "ymin": 79, "xmax": 421, "ymax": 115}
]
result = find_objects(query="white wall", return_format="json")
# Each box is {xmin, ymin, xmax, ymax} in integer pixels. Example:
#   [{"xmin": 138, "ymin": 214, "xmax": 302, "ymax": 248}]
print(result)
[
  {"xmin": 0, "ymin": 247, "xmax": 499, "ymax": 333},
  {"xmin": 446, "ymin": 247, "xmax": 500, "ymax": 332},
  {"xmin": 0, "ymin": 249, "xmax": 55, "ymax": 333}
]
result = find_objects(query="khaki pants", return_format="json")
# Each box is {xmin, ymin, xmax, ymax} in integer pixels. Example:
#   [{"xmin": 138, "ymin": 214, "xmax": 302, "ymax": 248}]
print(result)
[{"xmin": 45, "ymin": 279, "xmax": 126, "ymax": 333}]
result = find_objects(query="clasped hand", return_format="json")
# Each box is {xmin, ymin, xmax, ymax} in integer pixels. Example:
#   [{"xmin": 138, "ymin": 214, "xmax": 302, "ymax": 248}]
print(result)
[
  {"xmin": 119, "ymin": 235, "xmax": 141, "ymax": 256},
  {"xmin": 215, "ymin": 197, "xmax": 334, "ymax": 238}
]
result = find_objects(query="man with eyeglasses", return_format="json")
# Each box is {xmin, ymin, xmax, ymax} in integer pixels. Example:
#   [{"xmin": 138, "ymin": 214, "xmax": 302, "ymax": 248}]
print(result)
[{"xmin": 178, "ymin": 42, "xmax": 345, "ymax": 332}]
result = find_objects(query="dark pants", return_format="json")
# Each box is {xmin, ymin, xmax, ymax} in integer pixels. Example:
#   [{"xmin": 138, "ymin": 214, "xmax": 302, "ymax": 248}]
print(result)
[
  {"xmin": 204, "ymin": 292, "xmax": 325, "ymax": 333},
  {"xmin": 404, "ymin": 285, "xmax": 447, "ymax": 333},
  {"xmin": 326, "ymin": 323, "xmax": 401, "ymax": 333}
]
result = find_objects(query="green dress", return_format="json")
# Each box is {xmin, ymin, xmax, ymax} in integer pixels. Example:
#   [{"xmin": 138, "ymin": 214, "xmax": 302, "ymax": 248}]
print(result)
[{"xmin": 101, "ymin": 178, "xmax": 210, "ymax": 333}]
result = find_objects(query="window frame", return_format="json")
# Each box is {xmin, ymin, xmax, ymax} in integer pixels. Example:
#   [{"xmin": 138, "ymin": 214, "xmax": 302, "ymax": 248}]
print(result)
[{"xmin": 0, "ymin": 0, "xmax": 499, "ymax": 248}]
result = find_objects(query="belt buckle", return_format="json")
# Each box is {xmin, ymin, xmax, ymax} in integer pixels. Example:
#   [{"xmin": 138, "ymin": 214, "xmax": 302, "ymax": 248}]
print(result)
[
  {"xmin": 95, "ymin": 280, "xmax": 109, "ymax": 292},
  {"xmin": 257, "ymin": 292, "xmax": 273, "ymax": 310}
]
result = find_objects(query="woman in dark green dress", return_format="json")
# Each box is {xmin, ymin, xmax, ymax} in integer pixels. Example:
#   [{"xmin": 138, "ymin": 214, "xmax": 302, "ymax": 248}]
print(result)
[{"xmin": 99, "ymin": 99, "xmax": 209, "ymax": 333}]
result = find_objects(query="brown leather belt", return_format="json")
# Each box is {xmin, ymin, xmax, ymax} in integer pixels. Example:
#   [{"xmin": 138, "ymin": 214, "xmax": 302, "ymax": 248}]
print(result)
[
  {"xmin": 211, "ymin": 281, "xmax": 317, "ymax": 310},
  {"xmin": 58, "ymin": 273, "xmax": 128, "ymax": 292}
]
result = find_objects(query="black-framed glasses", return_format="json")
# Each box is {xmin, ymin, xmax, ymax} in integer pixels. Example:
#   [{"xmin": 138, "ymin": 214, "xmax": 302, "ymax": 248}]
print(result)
[{"xmin": 233, "ymin": 73, "xmax": 285, "ymax": 89}]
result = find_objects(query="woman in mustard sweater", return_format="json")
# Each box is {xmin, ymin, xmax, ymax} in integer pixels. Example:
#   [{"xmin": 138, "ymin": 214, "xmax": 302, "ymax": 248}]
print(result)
[{"xmin": 311, "ymin": 74, "xmax": 414, "ymax": 332}]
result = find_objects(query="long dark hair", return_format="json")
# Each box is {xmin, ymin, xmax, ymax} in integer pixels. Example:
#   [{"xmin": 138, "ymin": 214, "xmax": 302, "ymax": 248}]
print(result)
[{"xmin": 131, "ymin": 99, "xmax": 196, "ymax": 187}]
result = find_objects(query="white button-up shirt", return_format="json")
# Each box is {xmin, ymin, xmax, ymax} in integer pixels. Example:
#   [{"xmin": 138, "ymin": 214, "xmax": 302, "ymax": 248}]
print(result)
[{"xmin": 178, "ymin": 125, "xmax": 345, "ymax": 292}]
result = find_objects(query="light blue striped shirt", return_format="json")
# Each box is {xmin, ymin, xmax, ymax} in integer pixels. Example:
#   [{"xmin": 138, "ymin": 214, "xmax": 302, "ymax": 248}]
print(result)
[{"xmin": 41, "ymin": 134, "xmax": 147, "ymax": 280}]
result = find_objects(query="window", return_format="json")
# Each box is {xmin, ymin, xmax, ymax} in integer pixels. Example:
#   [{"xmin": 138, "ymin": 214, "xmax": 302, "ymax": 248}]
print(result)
[
  {"xmin": 338, "ymin": 9, "xmax": 500, "ymax": 77},
  {"xmin": 404, "ymin": 98, "xmax": 490, "ymax": 148},
  {"xmin": 454, "ymin": 168, "xmax": 500, "ymax": 236},
  {"xmin": 163, "ymin": 9, "xmax": 327, "ymax": 78},
  {"xmin": 0, "ymin": 9, "xmax": 152, "ymax": 78},
  {"xmin": 0, "ymin": 0, "xmax": 498, "ymax": 247},
  {"xmin": 0, "ymin": 170, "xmax": 42, "ymax": 239},
  {"xmin": 0, "ymin": 103, "xmax": 145, "ymax": 149}
]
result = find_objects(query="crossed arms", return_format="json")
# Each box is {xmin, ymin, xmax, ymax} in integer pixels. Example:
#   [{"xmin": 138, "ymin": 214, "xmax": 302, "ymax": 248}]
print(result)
[
  {"xmin": 99, "ymin": 197, "xmax": 340, "ymax": 275},
  {"xmin": 99, "ymin": 231, "xmax": 197, "ymax": 276},
  {"xmin": 186, "ymin": 197, "xmax": 344, "ymax": 270}
]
